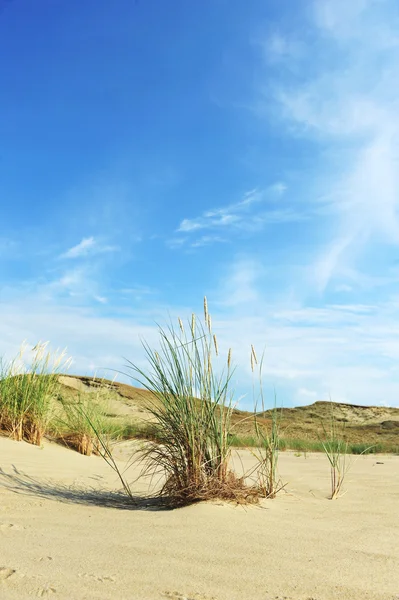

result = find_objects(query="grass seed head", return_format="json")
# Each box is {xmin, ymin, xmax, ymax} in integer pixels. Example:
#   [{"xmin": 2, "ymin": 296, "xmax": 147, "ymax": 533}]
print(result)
[
  {"xmin": 178, "ymin": 317, "xmax": 185, "ymax": 334},
  {"xmin": 32, "ymin": 341, "xmax": 50, "ymax": 362},
  {"xmin": 213, "ymin": 334, "xmax": 219, "ymax": 356},
  {"xmin": 203, "ymin": 296, "xmax": 209, "ymax": 324},
  {"xmin": 251, "ymin": 345, "xmax": 258, "ymax": 366},
  {"xmin": 191, "ymin": 313, "xmax": 196, "ymax": 336},
  {"xmin": 227, "ymin": 348, "xmax": 232, "ymax": 369},
  {"xmin": 18, "ymin": 340, "xmax": 29, "ymax": 360}
]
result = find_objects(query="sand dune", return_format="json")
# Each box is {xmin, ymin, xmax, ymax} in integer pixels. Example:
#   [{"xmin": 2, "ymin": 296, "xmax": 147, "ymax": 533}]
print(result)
[{"xmin": 0, "ymin": 436, "xmax": 398, "ymax": 600}]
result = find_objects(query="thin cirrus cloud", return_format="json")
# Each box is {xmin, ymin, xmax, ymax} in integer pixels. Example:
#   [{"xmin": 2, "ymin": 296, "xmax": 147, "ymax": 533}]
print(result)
[
  {"xmin": 190, "ymin": 235, "xmax": 227, "ymax": 248},
  {"xmin": 60, "ymin": 237, "xmax": 119, "ymax": 259},
  {"xmin": 176, "ymin": 183, "xmax": 293, "ymax": 240},
  {"xmin": 262, "ymin": 0, "xmax": 399, "ymax": 293}
]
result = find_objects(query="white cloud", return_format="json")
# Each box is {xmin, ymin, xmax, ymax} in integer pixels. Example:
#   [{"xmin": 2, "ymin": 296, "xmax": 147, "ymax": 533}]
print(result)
[
  {"xmin": 166, "ymin": 237, "xmax": 188, "ymax": 249},
  {"xmin": 1, "ymin": 257, "xmax": 399, "ymax": 407},
  {"xmin": 178, "ymin": 220, "xmax": 203, "ymax": 233},
  {"xmin": 175, "ymin": 183, "xmax": 298, "ymax": 245},
  {"xmin": 191, "ymin": 235, "xmax": 227, "ymax": 248},
  {"xmin": 313, "ymin": 0, "xmax": 373, "ymax": 38},
  {"xmin": 216, "ymin": 258, "xmax": 263, "ymax": 307},
  {"xmin": 57, "ymin": 269, "xmax": 85, "ymax": 289},
  {"xmin": 259, "ymin": 0, "xmax": 399, "ymax": 293},
  {"xmin": 39, "ymin": 265, "xmax": 109, "ymax": 307},
  {"xmin": 207, "ymin": 258, "xmax": 399, "ymax": 407},
  {"xmin": 61, "ymin": 237, "xmax": 96, "ymax": 258},
  {"xmin": 269, "ymin": 182, "xmax": 287, "ymax": 196},
  {"xmin": 60, "ymin": 237, "xmax": 119, "ymax": 259},
  {"xmin": 0, "ymin": 295, "xmax": 160, "ymax": 380}
]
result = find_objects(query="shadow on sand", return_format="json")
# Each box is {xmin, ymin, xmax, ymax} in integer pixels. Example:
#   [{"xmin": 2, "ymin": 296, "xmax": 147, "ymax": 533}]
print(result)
[{"xmin": 0, "ymin": 465, "xmax": 172, "ymax": 511}]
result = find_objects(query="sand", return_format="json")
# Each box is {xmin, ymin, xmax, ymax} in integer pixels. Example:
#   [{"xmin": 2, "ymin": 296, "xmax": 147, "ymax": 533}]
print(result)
[{"xmin": 0, "ymin": 436, "xmax": 398, "ymax": 600}]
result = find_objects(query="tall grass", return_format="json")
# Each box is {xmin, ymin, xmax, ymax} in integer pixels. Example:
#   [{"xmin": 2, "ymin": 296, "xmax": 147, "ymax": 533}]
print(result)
[
  {"xmin": 0, "ymin": 342, "xmax": 71, "ymax": 445},
  {"xmin": 247, "ymin": 349, "xmax": 284, "ymax": 498},
  {"xmin": 53, "ymin": 392, "xmax": 110, "ymax": 456},
  {"xmin": 123, "ymin": 298, "xmax": 259, "ymax": 505},
  {"xmin": 251, "ymin": 406, "xmax": 285, "ymax": 498},
  {"xmin": 319, "ymin": 403, "xmax": 373, "ymax": 499},
  {"xmin": 79, "ymin": 407, "xmax": 137, "ymax": 502}
]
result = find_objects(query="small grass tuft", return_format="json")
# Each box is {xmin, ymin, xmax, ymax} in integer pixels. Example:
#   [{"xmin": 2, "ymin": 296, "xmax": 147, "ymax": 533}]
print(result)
[
  {"xmin": 319, "ymin": 402, "xmax": 373, "ymax": 499},
  {"xmin": 0, "ymin": 342, "xmax": 71, "ymax": 446},
  {"xmin": 52, "ymin": 390, "xmax": 110, "ymax": 456},
  {"xmin": 246, "ymin": 353, "xmax": 285, "ymax": 499}
]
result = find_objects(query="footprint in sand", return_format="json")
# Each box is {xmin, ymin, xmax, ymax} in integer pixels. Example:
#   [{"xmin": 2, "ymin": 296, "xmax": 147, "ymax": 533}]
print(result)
[
  {"xmin": 162, "ymin": 592, "xmax": 217, "ymax": 600},
  {"xmin": 79, "ymin": 573, "xmax": 116, "ymax": 583},
  {"xmin": 0, "ymin": 567, "xmax": 16, "ymax": 581},
  {"xmin": 0, "ymin": 522, "xmax": 25, "ymax": 532},
  {"xmin": 37, "ymin": 586, "xmax": 57, "ymax": 597}
]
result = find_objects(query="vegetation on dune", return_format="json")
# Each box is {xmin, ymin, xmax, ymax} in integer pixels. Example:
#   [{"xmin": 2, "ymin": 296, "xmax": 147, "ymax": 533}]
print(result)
[
  {"xmin": 0, "ymin": 342, "xmax": 71, "ymax": 446},
  {"xmin": 122, "ymin": 298, "xmax": 260, "ymax": 505},
  {"xmin": 50, "ymin": 375, "xmax": 399, "ymax": 455},
  {"xmin": 0, "ymin": 309, "xmax": 398, "ymax": 506},
  {"xmin": 52, "ymin": 391, "xmax": 110, "ymax": 456},
  {"xmin": 318, "ymin": 403, "xmax": 375, "ymax": 499},
  {"xmin": 245, "ymin": 347, "xmax": 284, "ymax": 499}
]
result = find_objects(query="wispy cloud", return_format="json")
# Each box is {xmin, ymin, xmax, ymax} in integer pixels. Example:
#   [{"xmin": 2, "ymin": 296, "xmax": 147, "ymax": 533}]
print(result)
[
  {"xmin": 60, "ymin": 237, "xmax": 119, "ymax": 259},
  {"xmin": 0, "ymin": 292, "xmax": 161, "ymax": 378},
  {"xmin": 175, "ymin": 183, "xmax": 297, "ymax": 244},
  {"xmin": 43, "ymin": 266, "xmax": 104, "ymax": 305},
  {"xmin": 191, "ymin": 235, "xmax": 227, "ymax": 248},
  {"xmin": 211, "ymin": 257, "xmax": 399, "ymax": 407},
  {"xmin": 61, "ymin": 237, "xmax": 96, "ymax": 259},
  {"xmin": 260, "ymin": 0, "xmax": 399, "ymax": 293}
]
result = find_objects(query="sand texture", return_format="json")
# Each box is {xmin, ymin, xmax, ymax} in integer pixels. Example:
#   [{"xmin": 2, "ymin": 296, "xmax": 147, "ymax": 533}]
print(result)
[{"xmin": 0, "ymin": 436, "xmax": 398, "ymax": 600}]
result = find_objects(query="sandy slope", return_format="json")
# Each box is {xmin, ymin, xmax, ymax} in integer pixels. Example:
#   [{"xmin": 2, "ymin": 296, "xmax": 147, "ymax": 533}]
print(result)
[{"xmin": 0, "ymin": 437, "xmax": 398, "ymax": 600}]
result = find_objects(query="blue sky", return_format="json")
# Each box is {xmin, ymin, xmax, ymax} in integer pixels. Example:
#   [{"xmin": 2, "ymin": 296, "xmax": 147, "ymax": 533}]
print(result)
[{"xmin": 1, "ymin": 0, "xmax": 399, "ymax": 408}]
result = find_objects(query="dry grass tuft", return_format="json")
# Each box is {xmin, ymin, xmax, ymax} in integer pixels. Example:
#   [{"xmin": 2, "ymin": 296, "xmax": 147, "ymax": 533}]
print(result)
[{"xmin": 161, "ymin": 470, "xmax": 260, "ymax": 506}]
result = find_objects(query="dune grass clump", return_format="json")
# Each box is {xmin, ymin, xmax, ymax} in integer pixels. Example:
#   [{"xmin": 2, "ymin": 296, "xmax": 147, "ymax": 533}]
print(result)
[
  {"xmin": 124, "ymin": 298, "xmax": 260, "ymax": 506},
  {"xmin": 247, "ymin": 349, "xmax": 285, "ymax": 498},
  {"xmin": 0, "ymin": 342, "xmax": 71, "ymax": 446},
  {"xmin": 348, "ymin": 442, "xmax": 378, "ymax": 455},
  {"xmin": 251, "ymin": 405, "xmax": 284, "ymax": 498},
  {"xmin": 53, "ymin": 391, "xmax": 110, "ymax": 456},
  {"xmin": 320, "ymin": 403, "xmax": 372, "ymax": 499},
  {"xmin": 320, "ymin": 403, "xmax": 350, "ymax": 499}
]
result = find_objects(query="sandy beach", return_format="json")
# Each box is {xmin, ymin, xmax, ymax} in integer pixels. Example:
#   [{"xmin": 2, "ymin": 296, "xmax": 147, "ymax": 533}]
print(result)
[{"xmin": 0, "ymin": 436, "xmax": 398, "ymax": 600}]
